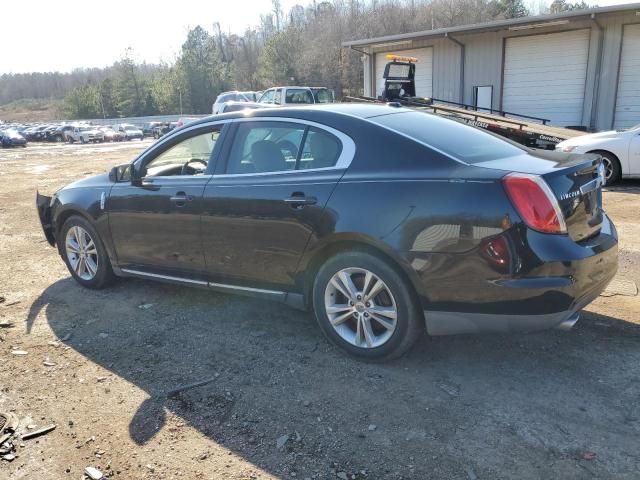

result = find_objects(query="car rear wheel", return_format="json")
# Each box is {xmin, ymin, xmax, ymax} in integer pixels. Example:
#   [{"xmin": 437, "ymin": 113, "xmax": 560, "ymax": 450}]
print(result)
[
  {"xmin": 313, "ymin": 251, "xmax": 422, "ymax": 360},
  {"xmin": 60, "ymin": 216, "xmax": 115, "ymax": 289}
]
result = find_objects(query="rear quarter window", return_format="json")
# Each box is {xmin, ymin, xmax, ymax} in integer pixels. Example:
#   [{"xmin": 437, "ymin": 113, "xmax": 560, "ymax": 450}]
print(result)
[{"xmin": 371, "ymin": 111, "xmax": 524, "ymax": 164}]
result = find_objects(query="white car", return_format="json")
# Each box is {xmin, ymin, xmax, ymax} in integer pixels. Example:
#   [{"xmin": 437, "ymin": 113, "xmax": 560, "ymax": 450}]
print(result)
[
  {"xmin": 555, "ymin": 123, "xmax": 640, "ymax": 184},
  {"xmin": 67, "ymin": 125, "xmax": 104, "ymax": 144},
  {"xmin": 212, "ymin": 91, "xmax": 258, "ymax": 114}
]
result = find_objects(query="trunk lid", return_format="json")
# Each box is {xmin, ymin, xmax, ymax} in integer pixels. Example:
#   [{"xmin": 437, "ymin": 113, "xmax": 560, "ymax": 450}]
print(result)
[{"xmin": 477, "ymin": 151, "xmax": 605, "ymax": 242}]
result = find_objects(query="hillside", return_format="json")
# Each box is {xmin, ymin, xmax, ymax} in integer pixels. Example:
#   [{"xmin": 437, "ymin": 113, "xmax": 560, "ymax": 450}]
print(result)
[{"xmin": 0, "ymin": 99, "xmax": 63, "ymax": 123}]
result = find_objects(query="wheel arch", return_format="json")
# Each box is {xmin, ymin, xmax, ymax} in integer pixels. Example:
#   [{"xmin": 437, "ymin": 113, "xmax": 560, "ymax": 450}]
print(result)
[
  {"xmin": 586, "ymin": 149, "xmax": 622, "ymax": 175},
  {"xmin": 53, "ymin": 206, "xmax": 96, "ymax": 254},
  {"xmin": 298, "ymin": 234, "xmax": 427, "ymax": 311}
]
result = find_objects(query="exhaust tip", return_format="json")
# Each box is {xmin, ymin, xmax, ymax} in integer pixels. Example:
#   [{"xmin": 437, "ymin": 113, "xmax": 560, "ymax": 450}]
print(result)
[{"xmin": 556, "ymin": 312, "xmax": 580, "ymax": 331}]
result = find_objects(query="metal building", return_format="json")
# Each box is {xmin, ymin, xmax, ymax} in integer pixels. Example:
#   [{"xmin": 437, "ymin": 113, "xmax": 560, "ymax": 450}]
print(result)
[{"xmin": 343, "ymin": 3, "xmax": 640, "ymax": 131}]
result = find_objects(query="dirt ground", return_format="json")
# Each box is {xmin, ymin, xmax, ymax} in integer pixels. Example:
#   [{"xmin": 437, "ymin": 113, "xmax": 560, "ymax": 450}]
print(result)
[{"xmin": 0, "ymin": 140, "xmax": 639, "ymax": 480}]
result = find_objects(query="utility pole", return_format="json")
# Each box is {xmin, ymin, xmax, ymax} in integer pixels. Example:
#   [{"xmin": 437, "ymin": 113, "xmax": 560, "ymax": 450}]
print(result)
[{"xmin": 178, "ymin": 88, "xmax": 183, "ymax": 115}]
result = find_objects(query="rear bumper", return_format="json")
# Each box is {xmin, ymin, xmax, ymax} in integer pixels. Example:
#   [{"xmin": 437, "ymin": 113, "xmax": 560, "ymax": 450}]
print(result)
[
  {"xmin": 36, "ymin": 192, "xmax": 55, "ymax": 246},
  {"xmin": 422, "ymin": 214, "xmax": 618, "ymax": 336}
]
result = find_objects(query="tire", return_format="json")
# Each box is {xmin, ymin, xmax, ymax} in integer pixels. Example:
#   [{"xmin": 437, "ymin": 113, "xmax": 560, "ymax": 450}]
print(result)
[
  {"xmin": 591, "ymin": 150, "xmax": 621, "ymax": 185},
  {"xmin": 60, "ymin": 216, "xmax": 115, "ymax": 289},
  {"xmin": 312, "ymin": 250, "xmax": 422, "ymax": 361}
]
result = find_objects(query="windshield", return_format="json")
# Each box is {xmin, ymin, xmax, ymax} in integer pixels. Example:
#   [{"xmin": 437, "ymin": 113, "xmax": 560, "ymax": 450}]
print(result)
[{"xmin": 370, "ymin": 111, "xmax": 525, "ymax": 164}]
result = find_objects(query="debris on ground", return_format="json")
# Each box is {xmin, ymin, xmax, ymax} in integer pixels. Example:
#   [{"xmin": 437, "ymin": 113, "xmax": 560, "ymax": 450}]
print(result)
[
  {"xmin": 84, "ymin": 465, "xmax": 104, "ymax": 479},
  {"xmin": 367, "ymin": 424, "xmax": 377, "ymax": 431},
  {"xmin": 11, "ymin": 350, "xmax": 28, "ymax": 356},
  {"xmin": 166, "ymin": 377, "xmax": 218, "ymax": 398},
  {"xmin": 582, "ymin": 451, "xmax": 597, "ymax": 461},
  {"xmin": 138, "ymin": 303, "xmax": 154, "ymax": 310},
  {"xmin": 43, "ymin": 359, "xmax": 56, "ymax": 367},
  {"xmin": 276, "ymin": 434, "xmax": 289, "ymax": 450},
  {"xmin": 0, "ymin": 321, "xmax": 13, "ymax": 328},
  {"xmin": 21, "ymin": 423, "xmax": 56, "ymax": 440},
  {"xmin": 60, "ymin": 333, "xmax": 72, "ymax": 342}
]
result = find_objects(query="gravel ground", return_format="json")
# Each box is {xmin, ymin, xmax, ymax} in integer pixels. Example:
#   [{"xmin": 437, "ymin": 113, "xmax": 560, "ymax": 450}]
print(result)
[{"xmin": 0, "ymin": 140, "xmax": 639, "ymax": 479}]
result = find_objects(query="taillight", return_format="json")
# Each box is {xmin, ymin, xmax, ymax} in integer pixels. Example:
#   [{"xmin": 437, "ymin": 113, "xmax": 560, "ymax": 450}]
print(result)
[{"xmin": 503, "ymin": 173, "xmax": 567, "ymax": 234}]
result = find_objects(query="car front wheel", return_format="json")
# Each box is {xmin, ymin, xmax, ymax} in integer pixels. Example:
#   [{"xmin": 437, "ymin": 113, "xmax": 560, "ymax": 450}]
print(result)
[
  {"xmin": 313, "ymin": 251, "xmax": 422, "ymax": 360},
  {"xmin": 60, "ymin": 216, "xmax": 114, "ymax": 289}
]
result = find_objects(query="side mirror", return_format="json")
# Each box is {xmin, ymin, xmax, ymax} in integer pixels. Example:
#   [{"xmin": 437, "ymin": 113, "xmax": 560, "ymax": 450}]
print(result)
[
  {"xmin": 109, "ymin": 164, "xmax": 133, "ymax": 183},
  {"xmin": 108, "ymin": 166, "xmax": 118, "ymax": 182}
]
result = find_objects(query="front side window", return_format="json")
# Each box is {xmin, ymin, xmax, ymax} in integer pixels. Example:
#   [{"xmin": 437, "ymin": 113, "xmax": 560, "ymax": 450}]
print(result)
[
  {"xmin": 225, "ymin": 122, "xmax": 342, "ymax": 174},
  {"xmin": 258, "ymin": 89, "xmax": 275, "ymax": 104},
  {"xmin": 144, "ymin": 129, "xmax": 220, "ymax": 177},
  {"xmin": 285, "ymin": 88, "xmax": 314, "ymax": 104}
]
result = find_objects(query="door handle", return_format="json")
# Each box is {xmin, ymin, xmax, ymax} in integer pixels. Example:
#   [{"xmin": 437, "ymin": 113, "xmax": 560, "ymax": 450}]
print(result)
[
  {"xmin": 284, "ymin": 193, "xmax": 317, "ymax": 208},
  {"xmin": 170, "ymin": 192, "xmax": 194, "ymax": 205}
]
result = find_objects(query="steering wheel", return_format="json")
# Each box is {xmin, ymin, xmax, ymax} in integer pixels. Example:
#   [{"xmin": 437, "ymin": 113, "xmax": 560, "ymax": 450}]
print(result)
[
  {"xmin": 277, "ymin": 140, "xmax": 298, "ymax": 159},
  {"xmin": 180, "ymin": 158, "xmax": 208, "ymax": 175}
]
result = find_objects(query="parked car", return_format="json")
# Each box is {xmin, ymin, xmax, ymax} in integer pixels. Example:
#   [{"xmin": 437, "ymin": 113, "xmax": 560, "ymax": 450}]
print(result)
[
  {"xmin": 67, "ymin": 125, "xmax": 104, "ymax": 143},
  {"xmin": 0, "ymin": 128, "xmax": 27, "ymax": 147},
  {"xmin": 99, "ymin": 126, "xmax": 124, "ymax": 142},
  {"xmin": 152, "ymin": 122, "xmax": 178, "ymax": 139},
  {"xmin": 142, "ymin": 122, "xmax": 162, "ymax": 137},
  {"xmin": 114, "ymin": 124, "xmax": 144, "ymax": 141},
  {"xmin": 36, "ymin": 104, "xmax": 617, "ymax": 360},
  {"xmin": 555, "ymin": 123, "xmax": 640, "ymax": 184},
  {"xmin": 51, "ymin": 125, "xmax": 75, "ymax": 143},
  {"xmin": 212, "ymin": 91, "xmax": 260, "ymax": 114},
  {"xmin": 258, "ymin": 86, "xmax": 335, "ymax": 106}
]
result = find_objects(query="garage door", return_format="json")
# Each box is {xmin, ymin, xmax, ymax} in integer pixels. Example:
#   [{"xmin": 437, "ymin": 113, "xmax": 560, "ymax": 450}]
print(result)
[
  {"xmin": 615, "ymin": 24, "xmax": 640, "ymax": 129},
  {"xmin": 502, "ymin": 30, "xmax": 589, "ymax": 126},
  {"xmin": 375, "ymin": 48, "xmax": 433, "ymax": 98}
]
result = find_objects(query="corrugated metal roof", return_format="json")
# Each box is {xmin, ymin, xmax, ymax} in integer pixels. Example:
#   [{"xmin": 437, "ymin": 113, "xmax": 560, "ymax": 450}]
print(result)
[{"xmin": 342, "ymin": 3, "xmax": 640, "ymax": 48}]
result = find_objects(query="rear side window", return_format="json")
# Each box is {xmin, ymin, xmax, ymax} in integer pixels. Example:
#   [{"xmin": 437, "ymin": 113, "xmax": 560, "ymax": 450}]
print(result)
[
  {"xmin": 371, "ymin": 111, "xmax": 524, "ymax": 164},
  {"xmin": 225, "ymin": 122, "xmax": 342, "ymax": 174},
  {"xmin": 299, "ymin": 128, "xmax": 342, "ymax": 169},
  {"xmin": 285, "ymin": 89, "xmax": 313, "ymax": 104}
]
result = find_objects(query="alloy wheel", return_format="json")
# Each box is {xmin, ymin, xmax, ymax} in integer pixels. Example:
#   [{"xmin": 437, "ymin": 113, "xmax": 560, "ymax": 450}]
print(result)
[
  {"xmin": 324, "ymin": 267, "xmax": 398, "ymax": 348},
  {"xmin": 65, "ymin": 226, "xmax": 99, "ymax": 281},
  {"xmin": 602, "ymin": 157, "xmax": 614, "ymax": 183}
]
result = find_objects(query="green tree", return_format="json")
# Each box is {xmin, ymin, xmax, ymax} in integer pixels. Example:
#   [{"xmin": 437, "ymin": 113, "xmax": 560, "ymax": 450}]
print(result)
[
  {"xmin": 179, "ymin": 26, "xmax": 229, "ymax": 114},
  {"xmin": 63, "ymin": 83, "xmax": 102, "ymax": 119},
  {"xmin": 257, "ymin": 27, "xmax": 304, "ymax": 87},
  {"xmin": 549, "ymin": 0, "xmax": 591, "ymax": 13},
  {"xmin": 113, "ymin": 50, "xmax": 146, "ymax": 116}
]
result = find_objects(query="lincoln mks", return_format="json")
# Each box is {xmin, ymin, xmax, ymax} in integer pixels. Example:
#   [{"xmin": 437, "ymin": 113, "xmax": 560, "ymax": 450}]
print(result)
[{"xmin": 37, "ymin": 104, "xmax": 618, "ymax": 360}]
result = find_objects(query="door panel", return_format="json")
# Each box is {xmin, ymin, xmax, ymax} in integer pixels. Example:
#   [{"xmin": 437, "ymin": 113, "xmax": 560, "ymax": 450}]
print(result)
[
  {"xmin": 108, "ymin": 177, "xmax": 210, "ymax": 279},
  {"xmin": 201, "ymin": 170, "xmax": 341, "ymax": 290},
  {"xmin": 107, "ymin": 125, "xmax": 224, "ymax": 279}
]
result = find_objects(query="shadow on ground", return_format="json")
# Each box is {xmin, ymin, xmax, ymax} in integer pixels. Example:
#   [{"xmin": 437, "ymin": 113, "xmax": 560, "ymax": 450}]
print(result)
[{"xmin": 26, "ymin": 278, "xmax": 640, "ymax": 479}]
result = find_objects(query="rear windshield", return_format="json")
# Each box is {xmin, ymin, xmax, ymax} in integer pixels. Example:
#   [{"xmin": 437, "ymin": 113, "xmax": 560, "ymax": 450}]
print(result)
[{"xmin": 370, "ymin": 111, "xmax": 524, "ymax": 164}]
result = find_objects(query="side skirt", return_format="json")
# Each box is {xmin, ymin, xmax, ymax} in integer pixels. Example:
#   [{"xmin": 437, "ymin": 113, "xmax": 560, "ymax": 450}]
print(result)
[{"xmin": 117, "ymin": 268, "xmax": 309, "ymax": 311}]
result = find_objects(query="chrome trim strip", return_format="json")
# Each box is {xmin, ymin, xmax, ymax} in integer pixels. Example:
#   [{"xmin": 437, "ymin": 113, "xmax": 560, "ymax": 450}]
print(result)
[
  {"xmin": 121, "ymin": 268, "xmax": 208, "ymax": 286},
  {"xmin": 121, "ymin": 268, "xmax": 286, "ymax": 296},
  {"xmin": 208, "ymin": 281, "xmax": 284, "ymax": 296}
]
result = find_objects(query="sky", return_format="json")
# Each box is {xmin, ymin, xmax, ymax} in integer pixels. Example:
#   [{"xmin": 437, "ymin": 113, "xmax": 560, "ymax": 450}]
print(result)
[{"xmin": 1, "ymin": 0, "xmax": 637, "ymax": 74}]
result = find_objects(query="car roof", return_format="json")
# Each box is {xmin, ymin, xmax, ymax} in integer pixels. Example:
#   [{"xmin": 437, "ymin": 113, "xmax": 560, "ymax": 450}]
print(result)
[{"xmin": 191, "ymin": 103, "xmax": 412, "ymax": 127}]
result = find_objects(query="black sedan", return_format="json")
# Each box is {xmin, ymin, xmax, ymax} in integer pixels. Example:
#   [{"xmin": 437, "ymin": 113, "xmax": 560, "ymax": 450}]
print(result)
[{"xmin": 36, "ymin": 104, "xmax": 618, "ymax": 360}]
